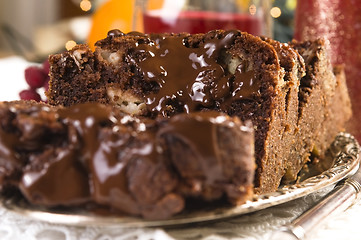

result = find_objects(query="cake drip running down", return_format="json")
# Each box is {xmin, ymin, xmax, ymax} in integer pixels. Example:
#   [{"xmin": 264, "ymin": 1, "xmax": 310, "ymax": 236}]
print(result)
[{"xmin": 0, "ymin": 101, "xmax": 254, "ymax": 219}]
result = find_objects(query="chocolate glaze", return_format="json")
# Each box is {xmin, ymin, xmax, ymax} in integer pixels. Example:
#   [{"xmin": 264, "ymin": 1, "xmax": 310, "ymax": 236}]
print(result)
[
  {"xmin": 107, "ymin": 29, "xmax": 124, "ymax": 38},
  {"xmin": 13, "ymin": 103, "xmax": 182, "ymax": 217},
  {"xmin": 0, "ymin": 104, "xmax": 63, "ymax": 186},
  {"xmin": 127, "ymin": 30, "xmax": 260, "ymax": 116},
  {"xmin": 232, "ymin": 64, "xmax": 257, "ymax": 99},
  {"xmin": 19, "ymin": 103, "xmax": 119, "ymax": 206},
  {"xmin": 0, "ymin": 131, "xmax": 22, "ymax": 175},
  {"xmin": 157, "ymin": 110, "xmax": 254, "ymax": 202},
  {"xmin": 57, "ymin": 103, "xmax": 116, "ymax": 165},
  {"xmin": 158, "ymin": 111, "xmax": 228, "ymax": 184},
  {"xmin": 90, "ymin": 126, "xmax": 167, "ymax": 216},
  {"xmin": 0, "ymin": 101, "xmax": 254, "ymax": 218},
  {"xmin": 56, "ymin": 104, "xmax": 164, "ymax": 214},
  {"xmin": 20, "ymin": 147, "xmax": 90, "ymax": 205}
]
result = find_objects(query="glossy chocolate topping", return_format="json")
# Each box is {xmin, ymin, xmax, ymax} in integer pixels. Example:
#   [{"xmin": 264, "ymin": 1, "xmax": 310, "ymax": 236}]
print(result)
[
  {"xmin": 13, "ymin": 103, "xmax": 177, "ymax": 215},
  {"xmin": 57, "ymin": 103, "xmax": 116, "ymax": 164},
  {"xmin": 159, "ymin": 111, "xmax": 243, "ymax": 184},
  {"xmin": 20, "ymin": 147, "xmax": 90, "ymax": 205},
  {"xmin": 0, "ymin": 130, "xmax": 22, "ymax": 172},
  {"xmin": 128, "ymin": 30, "xmax": 260, "ymax": 116},
  {"xmin": 19, "ymin": 103, "xmax": 120, "ymax": 205},
  {"xmin": 232, "ymin": 64, "xmax": 258, "ymax": 99},
  {"xmin": 0, "ymin": 101, "xmax": 254, "ymax": 218},
  {"xmin": 56, "ymin": 103, "xmax": 162, "ymax": 212},
  {"xmin": 107, "ymin": 29, "xmax": 124, "ymax": 38}
]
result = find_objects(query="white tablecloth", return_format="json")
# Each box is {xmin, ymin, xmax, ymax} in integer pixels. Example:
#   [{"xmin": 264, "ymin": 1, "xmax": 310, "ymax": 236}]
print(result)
[
  {"xmin": 0, "ymin": 56, "xmax": 30, "ymax": 101},
  {"xmin": 0, "ymin": 56, "xmax": 361, "ymax": 240}
]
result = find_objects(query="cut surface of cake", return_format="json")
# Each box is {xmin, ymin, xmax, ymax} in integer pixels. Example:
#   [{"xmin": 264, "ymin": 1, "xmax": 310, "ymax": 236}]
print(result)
[
  {"xmin": 0, "ymin": 100, "xmax": 254, "ymax": 219},
  {"xmin": 284, "ymin": 39, "xmax": 352, "ymax": 181}
]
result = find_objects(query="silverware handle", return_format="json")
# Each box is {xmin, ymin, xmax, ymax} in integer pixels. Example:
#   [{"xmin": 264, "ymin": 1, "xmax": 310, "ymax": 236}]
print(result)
[{"xmin": 270, "ymin": 178, "xmax": 361, "ymax": 240}]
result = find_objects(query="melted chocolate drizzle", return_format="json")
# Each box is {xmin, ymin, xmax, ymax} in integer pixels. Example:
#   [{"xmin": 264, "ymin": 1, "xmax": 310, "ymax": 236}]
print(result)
[
  {"xmin": 127, "ymin": 30, "xmax": 260, "ymax": 116},
  {"xmin": 0, "ymin": 29, "xmax": 263, "ymax": 216},
  {"xmin": 0, "ymin": 102, "xmax": 252, "ymax": 217},
  {"xmin": 159, "ymin": 111, "xmax": 232, "ymax": 184}
]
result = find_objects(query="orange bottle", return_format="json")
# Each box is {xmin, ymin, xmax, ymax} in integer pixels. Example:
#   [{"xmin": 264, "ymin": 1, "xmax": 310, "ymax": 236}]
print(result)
[{"xmin": 87, "ymin": 0, "xmax": 135, "ymax": 50}]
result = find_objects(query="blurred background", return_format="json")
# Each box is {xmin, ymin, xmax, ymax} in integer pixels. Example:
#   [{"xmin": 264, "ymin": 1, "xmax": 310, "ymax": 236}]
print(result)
[
  {"xmin": 0, "ymin": 0, "xmax": 94, "ymax": 60},
  {"xmin": 0, "ymin": 0, "xmax": 296, "ymax": 62}
]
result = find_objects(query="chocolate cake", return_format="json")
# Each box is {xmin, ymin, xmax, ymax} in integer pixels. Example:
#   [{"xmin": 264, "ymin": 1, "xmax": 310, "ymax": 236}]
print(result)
[
  {"xmin": 0, "ymin": 100, "xmax": 254, "ymax": 219},
  {"xmin": 47, "ymin": 30, "xmax": 300, "ymax": 193},
  {"xmin": 0, "ymin": 29, "xmax": 352, "ymax": 220},
  {"xmin": 45, "ymin": 29, "xmax": 351, "ymax": 195},
  {"xmin": 283, "ymin": 39, "xmax": 352, "ymax": 181}
]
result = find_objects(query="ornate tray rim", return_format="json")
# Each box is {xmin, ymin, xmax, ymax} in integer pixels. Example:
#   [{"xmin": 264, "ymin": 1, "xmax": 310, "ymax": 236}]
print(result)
[{"xmin": 1, "ymin": 132, "xmax": 360, "ymax": 228}]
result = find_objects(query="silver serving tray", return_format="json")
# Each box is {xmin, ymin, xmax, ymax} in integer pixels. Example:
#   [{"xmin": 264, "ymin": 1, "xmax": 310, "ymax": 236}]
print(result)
[{"xmin": 1, "ymin": 132, "xmax": 359, "ymax": 228}]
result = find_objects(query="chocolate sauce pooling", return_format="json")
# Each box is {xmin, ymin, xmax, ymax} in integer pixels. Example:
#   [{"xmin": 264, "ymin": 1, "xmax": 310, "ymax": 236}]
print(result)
[{"xmin": 128, "ymin": 30, "xmax": 260, "ymax": 116}]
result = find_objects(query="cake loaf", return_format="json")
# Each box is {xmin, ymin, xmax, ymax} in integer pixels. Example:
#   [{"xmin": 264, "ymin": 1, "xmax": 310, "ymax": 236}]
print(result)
[
  {"xmin": 0, "ymin": 101, "xmax": 254, "ymax": 219},
  {"xmin": 47, "ymin": 30, "xmax": 299, "ymax": 193},
  {"xmin": 283, "ymin": 39, "xmax": 352, "ymax": 181},
  {"xmin": 46, "ymin": 30, "xmax": 352, "ymax": 193}
]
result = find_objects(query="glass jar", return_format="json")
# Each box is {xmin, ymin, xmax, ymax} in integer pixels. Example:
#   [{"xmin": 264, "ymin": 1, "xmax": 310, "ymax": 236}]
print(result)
[{"xmin": 134, "ymin": 0, "xmax": 272, "ymax": 37}]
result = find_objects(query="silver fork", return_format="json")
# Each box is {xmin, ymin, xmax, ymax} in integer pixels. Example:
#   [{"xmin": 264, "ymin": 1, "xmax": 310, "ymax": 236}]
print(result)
[{"xmin": 270, "ymin": 162, "xmax": 361, "ymax": 240}]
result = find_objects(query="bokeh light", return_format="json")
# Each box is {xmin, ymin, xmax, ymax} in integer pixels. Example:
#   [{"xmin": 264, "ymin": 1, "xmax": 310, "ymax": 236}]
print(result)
[
  {"xmin": 249, "ymin": 4, "xmax": 257, "ymax": 15},
  {"xmin": 80, "ymin": 0, "xmax": 92, "ymax": 12},
  {"xmin": 270, "ymin": 7, "xmax": 282, "ymax": 18},
  {"xmin": 65, "ymin": 40, "xmax": 77, "ymax": 50}
]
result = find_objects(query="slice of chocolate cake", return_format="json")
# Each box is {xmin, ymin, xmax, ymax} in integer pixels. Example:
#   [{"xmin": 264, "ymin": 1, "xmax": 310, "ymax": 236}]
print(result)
[
  {"xmin": 283, "ymin": 39, "xmax": 352, "ymax": 181},
  {"xmin": 259, "ymin": 37, "xmax": 306, "ymax": 188},
  {"xmin": 0, "ymin": 101, "xmax": 254, "ymax": 219},
  {"xmin": 47, "ymin": 30, "xmax": 297, "ymax": 193}
]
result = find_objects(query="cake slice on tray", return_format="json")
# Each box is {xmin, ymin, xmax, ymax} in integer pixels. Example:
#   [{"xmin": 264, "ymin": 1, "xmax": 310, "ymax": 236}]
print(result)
[
  {"xmin": 284, "ymin": 39, "xmax": 352, "ymax": 181},
  {"xmin": 0, "ymin": 101, "xmax": 254, "ymax": 219}
]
